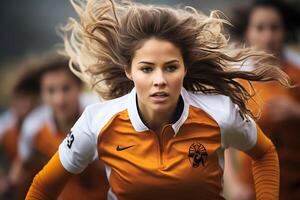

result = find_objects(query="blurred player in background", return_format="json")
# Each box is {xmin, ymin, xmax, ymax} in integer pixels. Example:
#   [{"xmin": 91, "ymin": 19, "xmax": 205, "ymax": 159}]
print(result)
[
  {"xmin": 226, "ymin": 0, "xmax": 300, "ymax": 199},
  {"xmin": 0, "ymin": 61, "xmax": 40, "ymax": 199},
  {"xmin": 11, "ymin": 53, "xmax": 108, "ymax": 199}
]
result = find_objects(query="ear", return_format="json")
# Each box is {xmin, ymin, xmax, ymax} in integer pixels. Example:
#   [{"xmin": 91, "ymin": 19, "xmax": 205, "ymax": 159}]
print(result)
[{"xmin": 125, "ymin": 67, "xmax": 132, "ymax": 80}]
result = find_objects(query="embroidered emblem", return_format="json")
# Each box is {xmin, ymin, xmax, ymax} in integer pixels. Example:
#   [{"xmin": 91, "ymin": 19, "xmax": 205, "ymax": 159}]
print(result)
[{"xmin": 188, "ymin": 142, "xmax": 208, "ymax": 168}]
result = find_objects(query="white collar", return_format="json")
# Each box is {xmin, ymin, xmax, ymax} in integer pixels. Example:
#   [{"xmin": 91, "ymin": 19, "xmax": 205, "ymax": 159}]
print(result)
[{"xmin": 126, "ymin": 87, "xmax": 190, "ymax": 136}]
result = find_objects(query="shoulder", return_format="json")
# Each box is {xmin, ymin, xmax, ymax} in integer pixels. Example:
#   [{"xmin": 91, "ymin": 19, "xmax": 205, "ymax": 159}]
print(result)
[
  {"xmin": 0, "ymin": 110, "xmax": 16, "ymax": 140},
  {"xmin": 79, "ymin": 91, "xmax": 100, "ymax": 109},
  {"xmin": 185, "ymin": 91, "xmax": 257, "ymax": 150},
  {"xmin": 21, "ymin": 105, "xmax": 51, "ymax": 139},
  {"xmin": 19, "ymin": 105, "xmax": 52, "ymax": 161},
  {"xmin": 185, "ymin": 91, "xmax": 234, "ymax": 126},
  {"xmin": 76, "ymin": 94, "xmax": 129, "ymax": 135},
  {"xmin": 58, "ymin": 94, "xmax": 129, "ymax": 174}
]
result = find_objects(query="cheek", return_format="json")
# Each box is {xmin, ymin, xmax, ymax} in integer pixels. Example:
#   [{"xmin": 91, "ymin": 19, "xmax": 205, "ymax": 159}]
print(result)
[
  {"xmin": 169, "ymin": 71, "xmax": 185, "ymax": 86},
  {"xmin": 247, "ymin": 29, "xmax": 260, "ymax": 44},
  {"xmin": 132, "ymin": 75, "xmax": 149, "ymax": 98},
  {"xmin": 41, "ymin": 90, "xmax": 52, "ymax": 104},
  {"xmin": 274, "ymin": 31, "xmax": 284, "ymax": 44},
  {"xmin": 67, "ymin": 89, "xmax": 80, "ymax": 103}
]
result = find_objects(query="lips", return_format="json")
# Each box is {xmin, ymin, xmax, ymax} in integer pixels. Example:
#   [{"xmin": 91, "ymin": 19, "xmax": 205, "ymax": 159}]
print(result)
[
  {"xmin": 150, "ymin": 91, "xmax": 169, "ymax": 97},
  {"xmin": 149, "ymin": 91, "xmax": 169, "ymax": 103}
]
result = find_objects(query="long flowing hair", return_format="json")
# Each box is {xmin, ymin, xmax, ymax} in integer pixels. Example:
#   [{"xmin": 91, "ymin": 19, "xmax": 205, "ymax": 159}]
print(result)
[{"xmin": 62, "ymin": 0, "xmax": 291, "ymax": 119}]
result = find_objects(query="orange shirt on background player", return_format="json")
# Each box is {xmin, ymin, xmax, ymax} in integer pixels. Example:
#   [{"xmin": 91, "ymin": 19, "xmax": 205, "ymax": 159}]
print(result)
[
  {"xmin": 1, "ymin": 127, "xmax": 19, "ymax": 163},
  {"xmin": 0, "ymin": 111, "xmax": 18, "ymax": 163},
  {"xmin": 237, "ymin": 60, "xmax": 300, "ymax": 199},
  {"xmin": 19, "ymin": 103, "xmax": 109, "ymax": 200}
]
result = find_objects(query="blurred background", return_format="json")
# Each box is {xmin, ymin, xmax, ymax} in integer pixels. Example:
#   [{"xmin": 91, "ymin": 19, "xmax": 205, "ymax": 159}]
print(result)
[
  {"xmin": 1, "ymin": 0, "xmax": 300, "ymax": 109},
  {"xmin": 1, "ymin": 0, "xmax": 300, "ymax": 199}
]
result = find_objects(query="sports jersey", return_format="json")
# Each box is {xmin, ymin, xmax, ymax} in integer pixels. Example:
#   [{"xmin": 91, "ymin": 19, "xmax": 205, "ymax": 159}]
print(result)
[
  {"xmin": 53, "ymin": 87, "xmax": 277, "ymax": 200},
  {"xmin": 237, "ymin": 60, "xmax": 300, "ymax": 200},
  {"xmin": 0, "ymin": 110, "xmax": 18, "ymax": 162},
  {"xmin": 1, "ymin": 127, "xmax": 19, "ymax": 162},
  {"xmin": 0, "ymin": 110, "xmax": 16, "ymax": 141},
  {"xmin": 19, "ymin": 94, "xmax": 109, "ymax": 200}
]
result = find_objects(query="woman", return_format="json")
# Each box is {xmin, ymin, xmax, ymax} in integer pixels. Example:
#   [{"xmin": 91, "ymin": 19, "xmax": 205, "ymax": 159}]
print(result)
[
  {"xmin": 26, "ymin": 0, "xmax": 290, "ymax": 199},
  {"xmin": 0, "ymin": 63, "xmax": 40, "ymax": 199},
  {"xmin": 15, "ymin": 53, "xmax": 108, "ymax": 199},
  {"xmin": 226, "ymin": 1, "xmax": 300, "ymax": 199}
]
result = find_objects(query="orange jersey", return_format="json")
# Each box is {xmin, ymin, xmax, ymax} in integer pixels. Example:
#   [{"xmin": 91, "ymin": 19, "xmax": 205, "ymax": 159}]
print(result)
[
  {"xmin": 238, "ymin": 60, "xmax": 300, "ymax": 199},
  {"xmin": 1, "ymin": 127, "xmax": 19, "ymax": 162},
  {"xmin": 58, "ymin": 87, "xmax": 275, "ymax": 200},
  {"xmin": 20, "ymin": 105, "xmax": 108, "ymax": 200},
  {"xmin": 0, "ymin": 111, "xmax": 17, "ymax": 162}
]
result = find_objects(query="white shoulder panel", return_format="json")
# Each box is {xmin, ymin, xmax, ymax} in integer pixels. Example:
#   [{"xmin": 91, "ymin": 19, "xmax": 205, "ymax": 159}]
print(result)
[
  {"xmin": 186, "ymin": 91, "xmax": 257, "ymax": 151},
  {"xmin": 0, "ymin": 110, "xmax": 16, "ymax": 141},
  {"xmin": 18, "ymin": 105, "xmax": 51, "ymax": 161},
  {"xmin": 59, "ymin": 94, "xmax": 128, "ymax": 174}
]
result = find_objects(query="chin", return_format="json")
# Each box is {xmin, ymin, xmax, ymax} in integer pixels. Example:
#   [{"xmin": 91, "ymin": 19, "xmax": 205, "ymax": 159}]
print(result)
[
  {"xmin": 55, "ymin": 110, "xmax": 69, "ymax": 119},
  {"xmin": 150, "ymin": 103, "xmax": 171, "ymax": 113}
]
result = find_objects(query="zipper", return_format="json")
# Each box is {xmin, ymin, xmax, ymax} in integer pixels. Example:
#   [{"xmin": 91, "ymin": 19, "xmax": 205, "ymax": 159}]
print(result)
[
  {"xmin": 159, "ymin": 130, "xmax": 164, "ymax": 166},
  {"xmin": 151, "ymin": 125, "xmax": 168, "ymax": 167}
]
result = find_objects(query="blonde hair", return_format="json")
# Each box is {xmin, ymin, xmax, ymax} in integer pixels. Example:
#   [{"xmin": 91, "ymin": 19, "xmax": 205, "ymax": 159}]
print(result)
[{"xmin": 62, "ymin": 0, "xmax": 291, "ymax": 119}]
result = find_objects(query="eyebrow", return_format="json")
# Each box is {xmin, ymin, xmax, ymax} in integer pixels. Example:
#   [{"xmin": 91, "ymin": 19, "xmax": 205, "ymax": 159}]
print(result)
[{"xmin": 138, "ymin": 60, "xmax": 179, "ymax": 65}]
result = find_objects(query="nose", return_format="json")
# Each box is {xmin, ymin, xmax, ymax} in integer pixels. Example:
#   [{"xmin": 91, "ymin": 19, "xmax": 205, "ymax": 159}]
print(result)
[
  {"xmin": 261, "ymin": 29, "xmax": 274, "ymax": 49},
  {"xmin": 53, "ymin": 90, "xmax": 66, "ymax": 107},
  {"xmin": 153, "ymin": 70, "xmax": 167, "ymax": 87}
]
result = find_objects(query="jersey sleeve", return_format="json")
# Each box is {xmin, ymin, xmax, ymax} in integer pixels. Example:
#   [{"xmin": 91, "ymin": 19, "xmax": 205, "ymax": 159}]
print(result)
[
  {"xmin": 58, "ymin": 108, "xmax": 98, "ymax": 174},
  {"xmin": 221, "ymin": 100, "xmax": 257, "ymax": 151}
]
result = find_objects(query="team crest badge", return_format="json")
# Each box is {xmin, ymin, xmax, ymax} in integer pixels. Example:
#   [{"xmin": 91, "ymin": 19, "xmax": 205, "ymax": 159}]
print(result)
[{"xmin": 188, "ymin": 142, "xmax": 208, "ymax": 168}]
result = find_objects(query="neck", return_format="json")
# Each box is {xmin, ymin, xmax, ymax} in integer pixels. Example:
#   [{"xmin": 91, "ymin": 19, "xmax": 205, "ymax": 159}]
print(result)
[
  {"xmin": 137, "ymin": 97, "xmax": 181, "ymax": 133},
  {"xmin": 141, "ymin": 109, "xmax": 173, "ymax": 133},
  {"xmin": 54, "ymin": 108, "xmax": 80, "ymax": 134}
]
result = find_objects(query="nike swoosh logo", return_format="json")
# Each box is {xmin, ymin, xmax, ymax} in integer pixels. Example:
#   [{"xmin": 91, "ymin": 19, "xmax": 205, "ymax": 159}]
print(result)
[{"xmin": 116, "ymin": 145, "xmax": 135, "ymax": 151}]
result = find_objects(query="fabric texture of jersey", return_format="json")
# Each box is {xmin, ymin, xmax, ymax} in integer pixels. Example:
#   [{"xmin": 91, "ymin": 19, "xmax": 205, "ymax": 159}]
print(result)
[
  {"xmin": 59, "ymin": 87, "xmax": 258, "ymax": 200},
  {"xmin": 0, "ymin": 110, "xmax": 16, "ymax": 141},
  {"xmin": 0, "ymin": 110, "xmax": 18, "ymax": 162},
  {"xmin": 238, "ymin": 60, "xmax": 300, "ymax": 200},
  {"xmin": 19, "ymin": 93, "xmax": 108, "ymax": 200}
]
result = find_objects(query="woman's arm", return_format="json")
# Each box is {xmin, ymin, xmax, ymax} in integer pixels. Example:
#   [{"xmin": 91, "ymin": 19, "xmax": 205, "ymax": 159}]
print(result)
[
  {"xmin": 222, "ymin": 99, "xmax": 279, "ymax": 200},
  {"xmin": 26, "ymin": 152, "xmax": 72, "ymax": 200},
  {"xmin": 245, "ymin": 126, "xmax": 279, "ymax": 200}
]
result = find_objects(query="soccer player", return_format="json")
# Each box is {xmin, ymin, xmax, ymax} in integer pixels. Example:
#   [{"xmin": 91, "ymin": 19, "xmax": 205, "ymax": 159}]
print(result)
[
  {"xmin": 13, "ymin": 53, "xmax": 108, "ymax": 199},
  {"xmin": 226, "ymin": 1, "xmax": 300, "ymax": 199},
  {"xmin": 26, "ymin": 1, "xmax": 291, "ymax": 199},
  {"xmin": 0, "ymin": 61, "xmax": 40, "ymax": 199}
]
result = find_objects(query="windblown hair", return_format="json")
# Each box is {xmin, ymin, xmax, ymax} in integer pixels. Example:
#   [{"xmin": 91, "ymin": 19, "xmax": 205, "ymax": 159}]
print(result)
[{"xmin": 62, "ymin": 0, "xmax": 291, "ymax": 119}]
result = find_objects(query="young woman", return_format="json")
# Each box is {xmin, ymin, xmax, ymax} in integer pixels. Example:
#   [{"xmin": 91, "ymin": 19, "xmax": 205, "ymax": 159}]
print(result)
[
  {"xmin": 0, "ymin": 63, "xmax": 40, "ymax": 199},
  {"xmin": 26, "ymin": 0, "xmax": 291, "ymax": 199},
  {"xmin": 226, "ymin": 1, "xmax": 300, "ymax": 199},
  {"xmin": 14, "ymin": 53, "xmax": 108, "ymax": 199}
]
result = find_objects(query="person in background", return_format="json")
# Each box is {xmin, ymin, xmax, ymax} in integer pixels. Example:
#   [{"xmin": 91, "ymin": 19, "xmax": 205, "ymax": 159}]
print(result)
[
  {"xmin": 0, "ymin": 61, "xmax": 41, "ymax": 199},
  {"xmin": 225, "ymin": 0, "xmax": 300, "ymax": 199},
  {"xmin": 11, "ymin": 53, "xmax": 109, "ymax": 199}
]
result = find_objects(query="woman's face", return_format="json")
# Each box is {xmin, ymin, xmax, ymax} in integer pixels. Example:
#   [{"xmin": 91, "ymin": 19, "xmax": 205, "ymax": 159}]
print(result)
[
  {"xmin": 126, "ymin": 38, "xmax": 186, "ymax": 114},
  {"xmin": 246, "ymin": 6, "xmax": 285, "ymax": 56},
  {"xmin": 41, "ymin": 70, "xmax": 82, "ymax": 121}
]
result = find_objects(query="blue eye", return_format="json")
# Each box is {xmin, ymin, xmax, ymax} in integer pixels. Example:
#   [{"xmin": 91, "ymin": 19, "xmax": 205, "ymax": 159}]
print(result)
[
  {"xmin": 165, "ymin": 65, "xmax": 177, "ymax": 72},
  {"xmin": 141, "ymin": 66, "xmax": 153, "ymax": 73}
]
